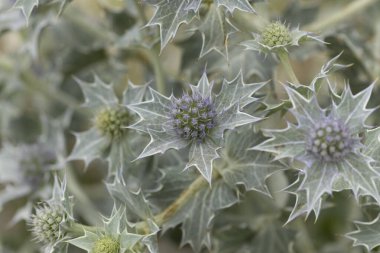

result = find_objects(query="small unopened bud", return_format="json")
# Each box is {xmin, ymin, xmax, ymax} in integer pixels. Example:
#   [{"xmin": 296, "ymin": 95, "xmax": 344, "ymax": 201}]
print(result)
[
  {"xmin": 261, "ymin": 22, "xmax": 291, "ymax": 48},
  {"xmin": 92, "ymin": 236, "xmax": 120, "ymax": 253}
]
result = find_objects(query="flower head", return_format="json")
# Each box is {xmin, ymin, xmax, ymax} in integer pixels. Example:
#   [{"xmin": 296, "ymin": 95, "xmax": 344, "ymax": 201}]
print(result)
[
  {"xmin": 93, "ymin": 236, "xmax": 120, "ymax": 253},
  {"xmin": 129, "ymin": 72, "xmax": 265, "ymax": 183},
  {"xmin": 242, "ymin": 21, "xmax": 323, "ymax": 53},
  {"xmin": 254, "ymin": 83, "xmax": 379, "ymax": 221},
  {"xmin": 68, "ymin": 76, "xmax": 148, "ymax": 174},
  {"xmin": 170, "ymin": 92, "xmax": 217, "ymax": 142},
  {"xmin": 30, "ymin": 204, "xmax": 65, "ymax": 244},
  {"xmin": 95, "ymin": 107, "xmax": 130, "ymax": 138},
  {"xmin": 261, "ymin": 22, "xmax": 292, "ymax": 48}
]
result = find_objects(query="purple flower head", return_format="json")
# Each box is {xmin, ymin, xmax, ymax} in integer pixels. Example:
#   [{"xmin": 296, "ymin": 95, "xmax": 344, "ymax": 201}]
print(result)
[
  {"xmin": 306, "ymin": 117, "xmax": 357, "ymax": 162},
  {"xmin": 170, "ymin": 92, "xmax": 217, "ymax": 142}
]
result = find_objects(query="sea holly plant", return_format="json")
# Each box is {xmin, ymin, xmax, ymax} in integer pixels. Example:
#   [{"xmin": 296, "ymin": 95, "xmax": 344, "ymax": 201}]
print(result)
[
  {"xmin": 68, "ymin": 207, "xmax": 158, "ymax": 253},
  {"xmin": 4, "ymin": 0, "xmax": 380, "ymax": 252},
  {"xmin": 144, "ymin": 0, "xmax": 255, "ymax": 50},
  {"xmin": 254, "ymin": 83, "xmax": 380, "ymax": 221},
  {"xmin": 28, "ymin": 176, "xmax": 74, "ymax": 253},
  {"xmin": 128, "ymin": 72, "xmax": 265, "ymax": 183},
  {"xmin": 68, "ymin": 76, "xmax": 148, "ymax": 175}
]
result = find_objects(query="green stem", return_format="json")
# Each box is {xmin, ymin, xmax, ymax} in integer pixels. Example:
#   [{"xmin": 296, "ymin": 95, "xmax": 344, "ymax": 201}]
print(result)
[
  {"xmin": 135, "ymin": 172, "xmax": 220, "ymax": 233},
  {"xmin": 304, "ymin": 0, "xmax": 378, "ymax": 32},
  {"xmin": 63, "ymin": 222, "xmax": 103, "ymax": 237},
  {"xmin": 64, "ymin": 168, "xmax": 102, "ymax": 226},
  {"xmin": 294, "ymin": 219, "xmax": 317, "ymax": 253},
  {"xmin": 133, "ymin": 0, "xmax": 148, "ymax": 24},
  {"xmin": 277, "ymin": 50, "xmax": 300, "ymax": 85},
  {"xmin": 135, "ymin": 46, "xmax": 167, "ymax": 95}
]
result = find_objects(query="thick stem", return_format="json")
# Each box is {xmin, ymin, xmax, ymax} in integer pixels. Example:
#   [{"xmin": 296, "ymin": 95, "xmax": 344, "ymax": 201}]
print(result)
[
  {"xmin": 63, "ymin": 222, "xmax": 102, "ymax": 237},
  {"xmin": 277, "ymin": 50, "xmax": 300, "ymax": 85},
  {"xmin": 64, "ymin": 168, "xmax": 102, "ymax": 226},
  {"xmin": 304, "ymin": 0, "xmax": 378, "ymax": 32},
  {"xmin": 135, "ymin": 172, "xmax": 220, "ymax": 233},
  {"xmin": 135, "ymin": 46, "xmax": 167, "ymax": 95},
  {"xmin": 294, "ymin": 219, "xmax": 317, "ymax": 253}
]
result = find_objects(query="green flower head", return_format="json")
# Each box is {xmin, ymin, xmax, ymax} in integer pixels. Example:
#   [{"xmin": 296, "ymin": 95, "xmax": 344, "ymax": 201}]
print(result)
[
  {"xmin": 30, "ymin": 204, "xmax": 65, "ymax": 244},
  {"xmin": 261, "ymin": 22, "xmax": 292, "ymax": 48},
  {"xmin": 92, "ymin": 236, "xmax": 120, "ymax": 253},
  {"xmin": 95, "ymin": 107, "xmax": 130, "ymax": 139}
]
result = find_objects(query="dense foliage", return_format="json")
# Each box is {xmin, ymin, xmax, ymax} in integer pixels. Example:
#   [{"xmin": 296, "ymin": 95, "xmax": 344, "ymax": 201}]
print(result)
[{"xmin": 1, "ymin": 0, "xmax": 380, "ymax": 252}]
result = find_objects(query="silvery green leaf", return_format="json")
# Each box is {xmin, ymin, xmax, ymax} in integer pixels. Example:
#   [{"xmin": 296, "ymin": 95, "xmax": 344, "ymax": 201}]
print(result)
[
  {"xmin": 253, "ymin": 124, "xmax": 306, "ymax": 160},
  {"xmin": 218, "ymin": 128, "xmax": 286, "ymax": 194},
  {"xmin": 68, "ymin": 230, "xmax": 99, "ymax": 252},
  {"xmin": 128, "ymin": 88, "xmax": 172, "ymax": 132},
  {"xmin": 138, "ymin": 128, "xmax": 188, "ymax": 159},
  {"xmin": 214, "ymin": 72, "xmax": 266, "ymax": 111},
  {"xmin": 13, "ymin": 0, "xmax": 39, "ymax": 23},
  {"xmin": 163, "ymin": 181, "xmax": 238, "ymax": 252},
  {"xmin": 198, "ymin": 5, "xmax": 236, "ymax": 58},
  {"xmin": 67, "ymin": 127, "xmax": 109, "ymax": 168},
  {"xmin": 216, "ymin": 0, "xmax": 255, "ymax": 13},
  {"xmin": 310, "ymin": 52, "xmax": 351, "ymax": 91},
  {"xmin": 107, "ymin": 177, "xmax": 153, "ymax": 221},
  {"xmin": 186, "ymin": 139, "xmax": 219, "ymax": 183},
  {"xmin": 75, "ymin": 76, "xmax": 118, "ymax": 109},
  {"xmin": 148, "ymin": 0, "xmax": 198, "ymax": 49},
  {"xmin": 123, "ymin": 82, "xmax": 149, "ymax": 106},
  {"xmin": 331, "ymin": 83, "xmax": 375, "ymax": 134},
  {"xmin": 250, "ymin": 222, "xmax": 296, "ymax": 253},
  {"xmin": 346, "ymin": 214, "xmax": 380, "ymax": 251}
]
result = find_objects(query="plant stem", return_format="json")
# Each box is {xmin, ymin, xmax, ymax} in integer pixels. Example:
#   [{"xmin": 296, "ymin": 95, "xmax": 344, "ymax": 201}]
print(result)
[
  {"xmin": 304, "ymin": 0, "xmax": 378, "ymax": 32},
  {"xmin": 135, "ymin": 172, "xmax": 220, "ymax": 233},
  {"xmin": 133, "ymin": 0, "xmax": 148, "ymax": 24},
  {"xmin": 63, "ymin": 222, "xmax": 103, "ymax": 237},
  {"xmin": 277, "ymin": 50, "xmax": 300, "ymax": 85},
  {"xmin": 135, "ymin": 46, "xmax": 167, "ymax": 95},
  {"xmin": 64, "ymin": 168, "xmax": 102, "ymax": 226},
  {"xmin": 294, "ymin": 219, "xmax": 317, "ymax": 253}
]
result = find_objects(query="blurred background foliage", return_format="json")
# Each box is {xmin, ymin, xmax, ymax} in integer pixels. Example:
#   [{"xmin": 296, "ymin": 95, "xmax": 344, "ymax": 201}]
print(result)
[{"xmin": 1, "ymin": 0, "xmax": 380, "ymax": 252}]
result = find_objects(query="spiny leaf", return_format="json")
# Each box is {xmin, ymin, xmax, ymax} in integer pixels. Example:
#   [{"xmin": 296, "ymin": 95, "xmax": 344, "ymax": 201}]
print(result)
[
  {"xmin": 148, "ymin": 0, "xmax": 198, "ymax": 49},
  {"xmin": 216, "ymin": 0, "xmax": 255, "ymax": 13},
  {"xmin": 346, "ymin": 214, "xmax": 380, "ymax": 251},
  {"xmin": 13, "ymin": 0, "xmax": 39, "ymax": 23}
]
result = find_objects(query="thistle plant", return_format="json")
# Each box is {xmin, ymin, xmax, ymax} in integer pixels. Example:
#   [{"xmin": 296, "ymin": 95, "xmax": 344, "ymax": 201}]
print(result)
[
  {"xmin": 255, "ymin": 84, "xmax": 379, "ymax": 221},
  {"xmin": 3, "ymin": 0, "xmax": 380, "ymax": 253},
  {"xmin": 129, "ymin": 73, "xmax": 265, "ymax": 182},
  {"xmin": 68, "ymin": 76, "xmax": 148, "ymax": 174}
]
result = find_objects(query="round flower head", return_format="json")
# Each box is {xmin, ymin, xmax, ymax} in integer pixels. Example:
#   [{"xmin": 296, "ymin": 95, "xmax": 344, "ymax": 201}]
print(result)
[
  {"xmin": 261, "ymin": 22, "xmax": 291, "ymax": 48},
  {"xmin": 307, "ymin": 118, "xmax": 356, "ymax": 162},
  {"xmin": 255, "ymin": 83, "xmax": 379, "ymax": 222},
  {"xmin": 93, "ymin": 236, "xmax": 120, "ymax": 253},
  {"xmin": 29, "ymin": 204, "xmax": 65, "ymax": 244},
  {"xmin": 95, "ymin": 106, "xmax": 130, "ymax": 138},
  {"xmin": 170, "ymin": 92, "xmax": 217, "ymax": 142}
]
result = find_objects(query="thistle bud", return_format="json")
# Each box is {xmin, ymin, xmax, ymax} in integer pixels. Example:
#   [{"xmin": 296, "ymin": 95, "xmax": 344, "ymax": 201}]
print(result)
[
  {"xmin": 92, "ymin": 236, "xmax": 120, "ymax": 253},
  {"xmin": 261, "ymin": 22, "xmax": 291, "ymax": 48},
  {"xmin": 95, "ymin": 107, "xmax": 130, "ymax": 138},
  {"xmin": 29, "ymin": 204, "xmax": 65, "ymax": 244}
]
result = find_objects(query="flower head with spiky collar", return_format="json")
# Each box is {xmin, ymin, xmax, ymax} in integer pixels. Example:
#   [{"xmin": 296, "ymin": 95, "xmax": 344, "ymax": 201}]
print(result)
[
  {"xmin": 128, "ymin": 72, "xmax": 265, "ymax": 183},
  {"xmin": 254, "ymin": 83, "xmax": 379, "ymax": 221},
  {"xmin": 68, "ymin": 207, "xmax": 158, "ymax": 253},
  {"xmin": 67, "ymin": 75, "xmax": 148, "ymax": 175},
  {"xmin": 242, "ymin": 21, "xmax": 323, "ymax": 54}
]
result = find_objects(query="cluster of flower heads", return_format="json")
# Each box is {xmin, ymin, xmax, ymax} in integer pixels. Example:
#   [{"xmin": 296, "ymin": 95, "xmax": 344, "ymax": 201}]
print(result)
[
  {"xmin": 306, "ymin": 117, "xmax": 357, "ymax": 162},
  {"xmin": 170, "ymin": 92, "xmax": 217, "ymax": 142}
]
